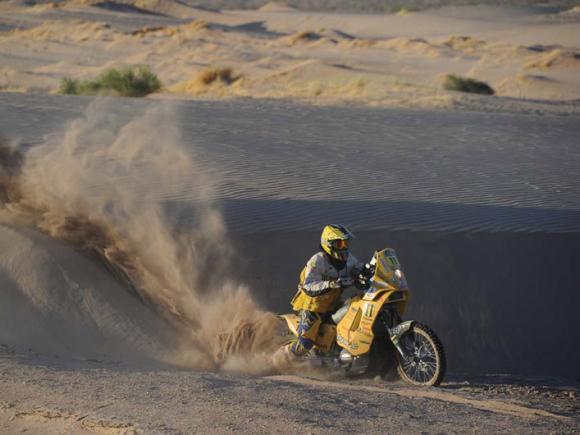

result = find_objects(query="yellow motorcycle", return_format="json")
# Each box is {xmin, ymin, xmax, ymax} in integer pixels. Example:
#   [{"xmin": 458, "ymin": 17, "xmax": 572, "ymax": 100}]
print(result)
[{"xmin": 281, "ymin": 248, "xmax": 446, "ymax": 387}]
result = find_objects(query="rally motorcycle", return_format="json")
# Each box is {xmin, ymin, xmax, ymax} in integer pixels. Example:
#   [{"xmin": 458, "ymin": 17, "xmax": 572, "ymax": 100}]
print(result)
[{"xmin": 280, "ymin": 248, "xmax": 446, "ymax": 387}]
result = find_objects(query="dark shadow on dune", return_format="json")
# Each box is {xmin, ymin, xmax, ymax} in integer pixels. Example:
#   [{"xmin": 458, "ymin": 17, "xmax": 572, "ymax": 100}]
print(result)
[
  {"xmin": 163, "ymin": 198, "xmax": 580, "ymax": 380},
  {"xmin": 0, "ymin": 22, "xmax": 18, "ymax": 32},
  {"xmin": 235, "ymin": 229, "xmax": 580, "ymax": 380},
  {"xmin": 202, "ymin": 21, "xmax": 284, "ymax": 38},
  {"xmin": 93, "ymin": 1, "xmax": 165, "ymax": 16},
  {"xmin": 232, "ymin": 21, "xmax": 281, "ymax": 36},
  {"xmin": 179, "ymin": 2, "xmax": 221, "ymax": 13},
  {"xmin": 332, "ymin": 29, "xmax": 356, "ymax": 40}
]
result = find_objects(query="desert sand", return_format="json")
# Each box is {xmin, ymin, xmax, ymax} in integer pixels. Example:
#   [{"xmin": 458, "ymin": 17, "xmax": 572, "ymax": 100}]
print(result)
[
  {"xmin": 0, "ymin": 1, "xmax": 579, "ymax": 112},
  {"xmin": 0, "ymin": 1, "xmax": 579, "ymax": 434}
]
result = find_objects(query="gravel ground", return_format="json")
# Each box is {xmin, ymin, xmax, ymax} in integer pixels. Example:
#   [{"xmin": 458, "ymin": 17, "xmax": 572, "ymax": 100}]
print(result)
[{"xmin": 0, "ymin": 346, "xmax": 577, "ymax": 434}]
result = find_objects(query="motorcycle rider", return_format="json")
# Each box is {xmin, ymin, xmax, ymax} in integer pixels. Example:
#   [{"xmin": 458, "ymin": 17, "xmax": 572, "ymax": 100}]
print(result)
[{"xmin": 285, "ymin": 224, "xmax": 363, "ymax": 356}]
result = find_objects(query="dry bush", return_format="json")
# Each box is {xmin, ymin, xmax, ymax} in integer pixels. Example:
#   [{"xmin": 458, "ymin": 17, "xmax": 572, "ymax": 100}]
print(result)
[
  {"xmin": 197, "ymin": 67, "xmax": 240, "ymax": 86},
  {"xmin": 443, "ymin": 74, "xmax": 495, "ymax": 95},
  {"xmin": 130, "ymin": 26, "xmax": 166, "ymax": 36},
  {"xmin": 289, "ymin": 31, "xmax": 321, "ymax": 44},
  {"xmin": 182, "ymin": 20, "xmax": 209, "ymax": 32}
]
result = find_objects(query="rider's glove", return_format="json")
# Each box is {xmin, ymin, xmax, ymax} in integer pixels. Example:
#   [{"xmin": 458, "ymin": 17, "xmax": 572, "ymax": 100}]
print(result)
[{"xmin": 328, "ymin": 280, "xmax": 341, "ymax": 289}]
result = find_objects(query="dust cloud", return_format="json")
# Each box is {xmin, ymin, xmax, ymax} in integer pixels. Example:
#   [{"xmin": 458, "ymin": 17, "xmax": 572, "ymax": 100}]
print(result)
[{"xmin": 0, "ymin": 100, "xmax": 285, "ymax": 372}]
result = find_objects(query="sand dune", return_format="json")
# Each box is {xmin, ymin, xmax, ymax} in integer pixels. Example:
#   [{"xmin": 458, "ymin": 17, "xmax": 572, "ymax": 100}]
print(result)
[
  {"xmin": 5, "ymin": 20, "xmax": 119, "ymax": 42},
  {"xmin": 0, "ymin": 3, "xmax": 579, "ymax": 432},
  {"xmin": 0, "ymin": 99, "xmax": 285, "ymax": 373},
  {"xmin": 259, "ymin": 1, "xmax": 296, "ymax": 12},
  {"xmin": 1, "ymin": 92, "xmax": 579, "ymax": 379},
  {"xmin": 0, "ymin": 224, "xmax": 175, "ymax": 361},
  {"xmin": 1, "ymin": 1, "xmax": 579, "ymax": 111},
  {"xmin": 524, "ymin": 47, "xmax": 580, "ymax": 69},
  {"xmin": 2, "ymin": 93, "xmax": 579, "ymax": 225}
]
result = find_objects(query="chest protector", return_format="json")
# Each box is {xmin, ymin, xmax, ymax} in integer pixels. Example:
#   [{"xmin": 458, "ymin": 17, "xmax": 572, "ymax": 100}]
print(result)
[{"xmin": 290, "ymin": 266, "xmax": 342, "ymax": 313}]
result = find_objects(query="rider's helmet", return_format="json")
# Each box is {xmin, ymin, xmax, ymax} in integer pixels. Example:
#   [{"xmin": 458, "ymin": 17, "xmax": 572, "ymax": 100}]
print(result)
[{"xmin": 321, "ymin": 224, "xmax": 354, "ymax": 262}]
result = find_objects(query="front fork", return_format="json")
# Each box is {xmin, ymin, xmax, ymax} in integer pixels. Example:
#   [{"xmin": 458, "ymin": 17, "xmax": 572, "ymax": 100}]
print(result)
[{"xmin": 378, "ymin": 308, "xmax": 414, "ymax": 359}]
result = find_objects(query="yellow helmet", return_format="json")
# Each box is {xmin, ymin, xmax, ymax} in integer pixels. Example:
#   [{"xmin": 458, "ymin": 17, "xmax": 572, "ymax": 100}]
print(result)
[{"xmin": 321, "ymin": 224, "xmax": 354, "ymax": 262}]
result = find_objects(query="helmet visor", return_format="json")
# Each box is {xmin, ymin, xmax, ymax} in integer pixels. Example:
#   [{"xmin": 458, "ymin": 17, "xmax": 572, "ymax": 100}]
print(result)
[{"xmin": 332, "ymin": 239, "xmax": 349, "ymax": 250}]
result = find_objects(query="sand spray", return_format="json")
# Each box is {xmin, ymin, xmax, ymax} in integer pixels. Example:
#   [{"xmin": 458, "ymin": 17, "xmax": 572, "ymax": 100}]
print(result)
[{"xmin": 0, "ymin": 100, "xmax": 285, "ymax": 372}]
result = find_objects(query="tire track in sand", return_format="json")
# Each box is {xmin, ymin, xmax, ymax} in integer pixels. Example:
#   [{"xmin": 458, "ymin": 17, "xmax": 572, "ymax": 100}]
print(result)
[{"xmin": 267, "ymin": 375, "xmax": 574, "ymax": 422}]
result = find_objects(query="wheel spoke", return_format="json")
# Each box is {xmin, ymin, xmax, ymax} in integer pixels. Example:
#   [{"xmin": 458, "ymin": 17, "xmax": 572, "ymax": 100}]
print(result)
[
  {"xmin": 420, "ymin": 365, "xmax": 428, "ymax": 382},
  {"xmin": 398, "ymin": 327, "xmax": 441, "ymax": 384}
]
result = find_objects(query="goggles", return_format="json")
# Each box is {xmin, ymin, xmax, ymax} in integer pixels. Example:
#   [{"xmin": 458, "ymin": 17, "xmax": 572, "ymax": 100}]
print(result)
[{"xmin": 332, "ymin": 239, "xmax": 349, "ymax": 250}]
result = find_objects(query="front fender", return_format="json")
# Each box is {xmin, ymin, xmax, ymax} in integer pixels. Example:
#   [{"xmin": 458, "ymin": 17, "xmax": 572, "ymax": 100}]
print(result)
[{"xmin": 388, "ymin": 320, "xmax": 415, "ymax": 357}]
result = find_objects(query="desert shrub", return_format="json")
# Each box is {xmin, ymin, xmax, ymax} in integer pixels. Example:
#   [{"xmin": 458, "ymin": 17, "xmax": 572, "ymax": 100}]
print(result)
[
  {"xmin": 289, "ymin": 30, "xmax": 321, "ymax": 44},
  {"xmin": 393, "ymin": 6, "xmax": 420, "ymax": 14},
  {"xmin": 197, "ymin": 67, "xmax": 239, "ymax": 85},
  {"xmin": 59, "ymin": 66, "xmax": 161, "ymax": 97},
  {"xmin": 59, "ymin": 77, "xmax": 79, "ymax": 95},
  {"xmin": 443, "ymin": 74, "xmax": 495, "ymax": 95}
]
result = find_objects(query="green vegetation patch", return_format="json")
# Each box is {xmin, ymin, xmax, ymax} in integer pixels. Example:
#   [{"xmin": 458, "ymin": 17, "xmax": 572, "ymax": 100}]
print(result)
[
  {"xmin": 60, "ymin": 66, "xmax": 161, "ymax": 97},
  {"xmin": 443, "ymin": 74, "xmax": 495, "ymax": 95}
]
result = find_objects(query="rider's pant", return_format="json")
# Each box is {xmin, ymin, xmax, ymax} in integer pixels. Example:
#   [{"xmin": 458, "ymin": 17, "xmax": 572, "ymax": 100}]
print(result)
[{"xmin": 288, "ymin": 310, "xmax": 322, "ymax": 356}]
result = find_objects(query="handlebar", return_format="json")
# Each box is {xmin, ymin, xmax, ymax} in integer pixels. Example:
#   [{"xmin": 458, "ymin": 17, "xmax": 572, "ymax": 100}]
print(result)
[{"xmin": 355, "ymin": 263, "xmax": 374, "ymax": 291}]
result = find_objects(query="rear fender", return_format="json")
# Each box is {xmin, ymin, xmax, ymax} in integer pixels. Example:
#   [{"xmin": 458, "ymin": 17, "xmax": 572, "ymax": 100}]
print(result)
[{"xmin": 280, "ymin": 314, "xmax": 299, "ymax": 336}]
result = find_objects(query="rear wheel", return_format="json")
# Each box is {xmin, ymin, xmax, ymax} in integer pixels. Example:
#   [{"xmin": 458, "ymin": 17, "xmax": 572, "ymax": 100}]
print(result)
[{"xmin": 396, "ymin": 323, "xmax": 446, "ymax": 387}]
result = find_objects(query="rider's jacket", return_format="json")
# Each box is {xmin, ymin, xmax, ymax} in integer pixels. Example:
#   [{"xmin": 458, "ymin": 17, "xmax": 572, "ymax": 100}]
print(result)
[{"xmin": 291, "ymin": 252, "xmax": 362, "ymax": 313}]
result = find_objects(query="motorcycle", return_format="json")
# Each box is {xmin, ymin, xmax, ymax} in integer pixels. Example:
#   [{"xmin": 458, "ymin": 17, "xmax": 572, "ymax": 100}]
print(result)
[{"xmin": 280, "ymin": 248, "xmax": 446, "ymax": 387}]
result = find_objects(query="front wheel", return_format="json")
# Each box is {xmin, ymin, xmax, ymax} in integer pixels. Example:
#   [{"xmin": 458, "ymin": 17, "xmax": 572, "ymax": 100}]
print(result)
[{"xmin": 396, "ymin": 322, "xmax": 446, "ymax": 387}]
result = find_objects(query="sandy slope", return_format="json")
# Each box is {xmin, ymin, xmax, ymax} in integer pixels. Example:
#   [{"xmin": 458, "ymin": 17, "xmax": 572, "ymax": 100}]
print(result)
[
  {"xmin": 1, "ymin": 93, "xmax": 579, "ymax": 381},
  {"xmin": 2, "ymin": 93, "xmax": 579, "ymax": 231},
  {"xmin": 0, "ymin": 2, "xmax": 579, "ymax": 112},
  {"xmin": 0, "ymin": 225, "xmax": 177, "ymax": 361}
]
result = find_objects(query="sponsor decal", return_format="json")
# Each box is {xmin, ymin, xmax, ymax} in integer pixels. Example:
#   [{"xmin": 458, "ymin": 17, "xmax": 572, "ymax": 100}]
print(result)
[
  {"xmin": 336, "ymin": 333, "xmax": 358, "ymax": 350},
  {"xmin": 336, "ymin": 334, "xmax": 349, "ymax": 346}
]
